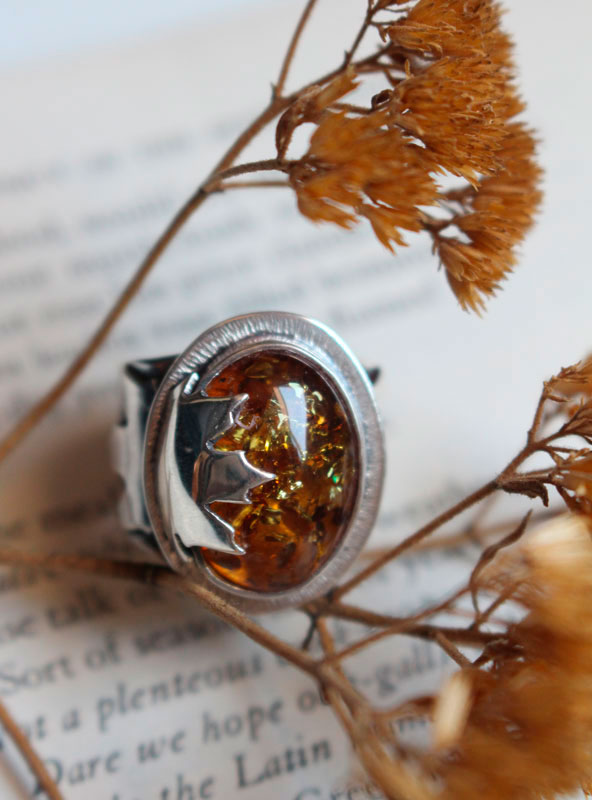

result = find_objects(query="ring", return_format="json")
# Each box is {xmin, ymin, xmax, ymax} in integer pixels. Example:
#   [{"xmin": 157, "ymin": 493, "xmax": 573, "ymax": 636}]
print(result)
[{"xmin": 113, "ymin": 312, "xmax": 384, "ymax": 612}]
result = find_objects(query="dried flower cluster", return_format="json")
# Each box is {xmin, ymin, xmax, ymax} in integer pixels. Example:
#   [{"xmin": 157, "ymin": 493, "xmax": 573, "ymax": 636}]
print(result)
[
  {"xmin": 283, "ymin": 0, "xmax": 542, "ymax": 311},
  {"xmin": 453, "ymin": 515, "xmax": 592, "ymax": 800},
  {"xmin": 364, "ymin": 515, "xmax": 592, "ymax": 800}
]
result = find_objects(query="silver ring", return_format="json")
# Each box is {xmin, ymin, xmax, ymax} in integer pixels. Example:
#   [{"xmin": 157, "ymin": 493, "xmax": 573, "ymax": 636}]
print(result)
[{"xmin": 113, "ymin": 311, "xmax": 384, "ymax": 612}]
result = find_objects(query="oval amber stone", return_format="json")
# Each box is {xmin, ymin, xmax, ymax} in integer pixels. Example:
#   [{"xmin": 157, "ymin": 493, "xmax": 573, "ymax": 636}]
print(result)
[{"xmin": 200, "ymin": 351, "xmax": 358, "ymax": 593}]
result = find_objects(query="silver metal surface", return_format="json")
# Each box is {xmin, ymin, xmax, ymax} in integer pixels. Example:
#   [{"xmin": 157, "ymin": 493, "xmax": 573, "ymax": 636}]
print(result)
[
  {"xmin": 112, "ymin": 356, "xmax": 175, "ymax": 548},
  {"xmin": 117, "ymin": 311, "xmax": 385, "ymax": 612},
  {"xmin": 157, "ymin": 379, "xmax": 274, "ymax": 556}
]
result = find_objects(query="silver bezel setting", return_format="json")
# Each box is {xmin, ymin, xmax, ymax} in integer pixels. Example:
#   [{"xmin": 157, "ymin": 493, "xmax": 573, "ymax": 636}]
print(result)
[{"xmin": 143, "ymin": 311, "xmax": 384, "ymax": 613}]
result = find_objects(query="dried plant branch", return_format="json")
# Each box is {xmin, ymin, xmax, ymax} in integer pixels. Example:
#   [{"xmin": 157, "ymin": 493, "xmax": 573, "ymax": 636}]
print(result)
[
  {"xmin": 204, "ymin": 158, "xmax": 288, "ymax": 188},
  {"xmin": 0, "ymin": 699, "xmax": 63, "ymax": 800},
  {"xmin": 333, "ymin": 480, "xmax": 498, "ymax": 600},
  {"xmin": 469, "ymin": 510, "xmax": 532, "ymax": 614},
  {"xmin": 343, "ymin": 0, "xmax": 378, "ymax": 68},
  {"xmin": 214, "ymin": 180, "xmax": 290, "ymax": 191},
  {"xmin": 274, "ymin": 0, "xmax": 320, "ymax": 98},
  {"xmin": 434, "ymin": 631, "xmax": 473, "ymax": 669},
  {"xmin": 0, "ymin": 549, "xmax": 317, "ymax": 677}
]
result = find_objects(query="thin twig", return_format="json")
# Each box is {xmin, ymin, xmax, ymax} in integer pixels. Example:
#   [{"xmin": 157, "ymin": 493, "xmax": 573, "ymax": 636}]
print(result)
[
  {"xmin": 527, "ymin": 388, "xmax": 549, "ymax": 445},
  {"xmin": 215, "ymin": 180, "xmax": 290, "ymax": 191},
  {"xmin": 434, "ymin": 631, "xmax": 472, "ymax": 669},
  {"xmin": 331, "ymin": 102, "xmax": 373, "ymax": 114},
  {"xmin": 0, "ymin": 698, "xmax": 63, "ymax": 800},
  {"xmin": 344, "ymin": 1, "xmax": 377, "ymax": 68},
  {"xmin": 204, "ymin": 158, "xmax": 286, "ymax": 188},
  {"xmin": 316, "ymin": 620, "xmax": 372, "ymax": 718},
  {"xmin": 275, "ymin": 0, "xmax": 320, "ymax": 99},
  {"xmin": 327, "ymin": 615, "xmax": 494, "ymax": 663},
  {"xmin": 0, "ymin": 550, "xmax": 317, "ymax": 677},
  {"xmin": 332, "ymin": 480, "xmax": 498, "ymax": 600},
  {"xmin": 359, "ymin": 507, "xmax": 555, "ymax": 557},
  {"xmin": 0, "ymin": 185, "xmax": 207, "ymax": 466},
  {"xmin": 313, "ymin": 581, "xmax": 470, "ymax": 641},
  {"xmin": 471, "ymin": 580, "xmax": 520, "ymax": 630},
  {"xmin": 469, "ymin": 511, "xmax": 532, "ymax": 614}
]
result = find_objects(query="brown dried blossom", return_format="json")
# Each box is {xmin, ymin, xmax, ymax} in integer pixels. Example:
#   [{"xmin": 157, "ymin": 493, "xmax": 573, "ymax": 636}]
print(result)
[
  {"xmin": 525, "ymin": 357, "xmax": 592, "ymax": 515},
  {"xmin": 454, "ymin": 354, "xmax": 592, "ymax": 519},
  {"xmin": 386, "ymin": 0, "xmax": 513, "ymax": 62},
  {"xmin": 436, "ymin": 121, "xmax": 542, "ymax": 311},
  {"xmin": 547, "ymin": 355, "xmax": 592, "ymax": 398},
  {"xmin": 281, "ymin": 0, "xmax": 542, "ymax": 312},
  {"xmin": 317, "ymin": 515, "xmax": 592, "ymax": 800},
  {"xmin": 291, "ymin": 109, "xmax": 438, "ymax": 245},
  {"xmin": 431, "ymin": 515, "xmax": 592, "ymax": 800}
]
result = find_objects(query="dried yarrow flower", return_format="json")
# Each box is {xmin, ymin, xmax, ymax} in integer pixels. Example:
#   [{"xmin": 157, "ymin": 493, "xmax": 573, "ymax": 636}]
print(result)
[
  {"xmin": 477, "ymin": 354, "xmax": 592, "ymax": 519},
  {"xmin": 291, "ymin": 108, "xmax": 438, "ymax": 246},
  {"xmin": 547, "ymin": 355, "xmax": 592, "ymax": 399},
  {"xmin": 438, "ymin": 515, "xmax": 592, "ymax": 800},
  {"xmin": 350, "ymin": 516, "xmax": 592, "ymax": 800},
  {"xmin": 281, "ymin": 0, "xmax": 542, "ymax": 312}
]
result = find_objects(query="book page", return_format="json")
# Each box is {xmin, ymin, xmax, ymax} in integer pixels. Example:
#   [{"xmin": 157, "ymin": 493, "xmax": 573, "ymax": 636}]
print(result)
[{"xmin": 0, "ymin": 1, "xmax": 590, "ymax": 797}]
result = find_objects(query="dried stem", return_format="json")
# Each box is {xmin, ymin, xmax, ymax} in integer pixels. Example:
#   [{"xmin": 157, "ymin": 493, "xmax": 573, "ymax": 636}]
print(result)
[
  {"xmin": 0, "ymin": 698, "xmax": 63, "ymax": 800},
  {"xmin": 469, "ymin": 511, "xmax": 532, "ymax": 614},
  {"xmin": 0, "ymin": 550, "xmax": 316, "ymax": 677},
  {"xmin": 214, "ymin": 180, "xmax": 290, "ymax": 191},
  {"xmin": 333, "ymin": 480, "xmax": 498, "ymax": 600},
  {"xmin": 205, "ymin": 158, "xmax": 287, "ymax": 188},
  {"xmin": 344, "ymin": 1, "xmax": 378, "ymax": 68},
  {"xmin": 274, "ymin": 0, "xmax": 320, "ymax": 99},
  {"xmin": 434, "ymin": 631, "xmax": 472, "ymax": 669},
  {"xmin": 0, "ymin": 186, "xmax": 206, "ymax": 466}
]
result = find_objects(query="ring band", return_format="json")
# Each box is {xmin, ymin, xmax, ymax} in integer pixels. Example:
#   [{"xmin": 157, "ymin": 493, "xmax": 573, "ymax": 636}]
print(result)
[{"xmin": 113, "ymin": 312, "xmax": 384, "ymax": 612}]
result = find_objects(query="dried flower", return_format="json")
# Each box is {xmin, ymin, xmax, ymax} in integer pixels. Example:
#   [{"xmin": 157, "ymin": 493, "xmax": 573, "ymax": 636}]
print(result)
[
  {"xmin": 392, "ymin": 56, "xmax": 512, "ymax": 182},
  {"xmin": 386, "ymin": 0, "xmax": 512, "ymax": 63},
  {"xmin": 346, "ymin": 516, "xmax": 592, "ymax": 800},
  {"xmin": 436, "ymin": 515, "xmax": 592, "ymax": 800},
  {"xmin": 291, "ymin": 107, "xmax": 438, "ymax": 247},
  {"xmin": 547, "ymin": 355, "xmax": 592, "ymax": 399},
  {"xmin": 432, "ymin": 672, "xmax": 472, "ymax": 750},
  {"xmin": 436, "ymin": 122, "xmax": 542, "ymax": 311},
  {"xmin": 281, "ymin": 0, "xmax": 542, "ymax": 312}
]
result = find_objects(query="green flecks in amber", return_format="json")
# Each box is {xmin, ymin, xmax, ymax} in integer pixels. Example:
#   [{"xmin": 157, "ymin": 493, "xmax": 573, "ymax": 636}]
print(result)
[{"xmin": 200, "ymin": 351, "xmax": 358, "ymax": 593}]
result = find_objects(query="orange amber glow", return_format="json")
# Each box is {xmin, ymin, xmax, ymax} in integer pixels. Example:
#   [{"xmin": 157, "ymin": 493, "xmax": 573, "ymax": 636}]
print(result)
[{"xmin": 200, "ymin": 352, "xmax": 358, "ymax": 592}]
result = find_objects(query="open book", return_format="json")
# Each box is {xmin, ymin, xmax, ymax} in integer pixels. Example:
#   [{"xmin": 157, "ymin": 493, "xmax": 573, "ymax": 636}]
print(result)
[{"xmin": 0, "ymin": 1, "xmax": 589, "ymax": 797}]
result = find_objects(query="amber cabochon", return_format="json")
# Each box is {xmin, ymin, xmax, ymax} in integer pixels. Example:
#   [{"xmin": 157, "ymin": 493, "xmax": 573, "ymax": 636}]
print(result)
[{"xmin": 200, "ymin": 350, "xmax": 359, "ymax": 593}]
